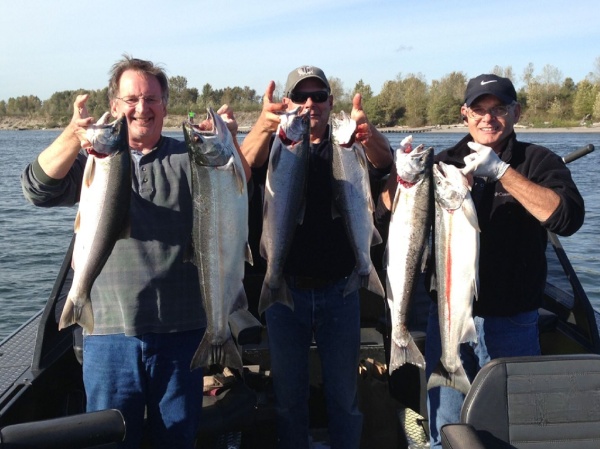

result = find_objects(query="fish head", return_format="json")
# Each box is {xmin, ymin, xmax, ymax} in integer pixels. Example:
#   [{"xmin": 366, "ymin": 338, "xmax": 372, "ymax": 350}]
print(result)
[
  {"xmin": 396, "ymin": 144, "xmax": 432, "ymax": 184},
  {"xmin": 183, "ymin": 108, "xmax": 233, "ymax": 167},
  {"xmin": 277, "ymin": 107, "xmax": 310, "ymax": 145},
  {"xmin": 331, "ymin": 111, "xmax": 357, "ymax": 148},
  {"xmin": 433, "ymin": 162, "xmax": 469, "ymax": 210},
  {"xmin": 85, "ymin": 113, "xmax": 128, "ymax": 158}
]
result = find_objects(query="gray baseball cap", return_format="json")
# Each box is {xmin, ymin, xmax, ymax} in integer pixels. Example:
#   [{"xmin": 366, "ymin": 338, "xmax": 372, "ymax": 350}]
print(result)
[{"xmin": 284, "ymin": 65, "xmax": 331, "ymax": 97}]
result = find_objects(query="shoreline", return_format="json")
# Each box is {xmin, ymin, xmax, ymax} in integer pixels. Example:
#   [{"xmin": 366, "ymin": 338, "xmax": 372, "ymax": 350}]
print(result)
[{"xmin": 2, "ymin": 114, "xmax": 599, "ymax": 134}]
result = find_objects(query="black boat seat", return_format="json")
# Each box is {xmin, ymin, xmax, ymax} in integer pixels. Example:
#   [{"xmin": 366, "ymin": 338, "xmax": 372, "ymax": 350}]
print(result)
[
  {"xmin": 0, "ymin": 409, "xmax": 125, "ymax": 449},
  {"xmin": 440, "ymin": 354, "xmax": 600, "ymax": 449}
]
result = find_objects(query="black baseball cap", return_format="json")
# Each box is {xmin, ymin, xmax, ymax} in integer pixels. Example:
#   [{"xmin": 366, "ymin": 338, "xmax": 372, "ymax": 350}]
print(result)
[
  {"xmin": 284, "ymin": 66, "xmax": 331, "ymax": 97},
  {"xmin": 464, "ymin": 74, "xmax": 517, "ymax": 106}
]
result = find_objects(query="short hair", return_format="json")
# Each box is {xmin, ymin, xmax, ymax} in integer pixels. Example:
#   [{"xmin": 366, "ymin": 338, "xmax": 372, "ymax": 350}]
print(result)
[{"xmin": 108, "ymin": 54, "xmax": 169, "ymax": 106}]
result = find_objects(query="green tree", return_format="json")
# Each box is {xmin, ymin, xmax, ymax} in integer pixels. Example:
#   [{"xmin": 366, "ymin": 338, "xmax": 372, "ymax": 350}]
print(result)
[
  {"xmin": 427, "ymin": 72, "xmax": 467, "ymax": 125},
  {"xmin": 376, "ymin": 79, "xmax": 404, "ymax": 126},
  {"xmin": 400, "ymin": 74, "xmax": 428, "ymax": 127},
  {"xmin": 353, "ymin": 79, "xmax": 373, "ymax": 101},
  {"xmin": 573, "ymin": 79, "xmax": 598, "ymax": 120}
]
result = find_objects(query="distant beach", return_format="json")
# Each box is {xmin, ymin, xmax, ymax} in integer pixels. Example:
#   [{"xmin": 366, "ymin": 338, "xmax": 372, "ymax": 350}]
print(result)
[{"xmin": 1, "ymin": 113, "xmax": 599, "ymax": 134}]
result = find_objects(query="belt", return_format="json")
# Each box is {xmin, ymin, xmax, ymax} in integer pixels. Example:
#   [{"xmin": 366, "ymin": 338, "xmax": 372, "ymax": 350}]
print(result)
[{"xmin": 285, "ymin": 275, "xmax": 336, "ymax": 290}]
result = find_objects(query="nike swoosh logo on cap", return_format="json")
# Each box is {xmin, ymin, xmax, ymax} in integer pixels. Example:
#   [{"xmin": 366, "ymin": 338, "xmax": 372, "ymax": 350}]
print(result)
[{"xmin": 481, "ymin": 80, "xmax": 498, "ymax": 85}]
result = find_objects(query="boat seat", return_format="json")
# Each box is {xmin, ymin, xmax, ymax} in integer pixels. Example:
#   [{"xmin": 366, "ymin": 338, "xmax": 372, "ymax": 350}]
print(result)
[
  {"xmin": 0, "ymin": 409, "xmax": 125, "ymax": 449},
  {"xmin": 440, "ymin": 354, "xmax": 600, "ymax": 449}
]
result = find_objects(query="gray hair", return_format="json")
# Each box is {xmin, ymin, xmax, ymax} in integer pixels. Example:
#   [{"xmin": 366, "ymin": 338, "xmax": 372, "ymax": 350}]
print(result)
[{"xmin": 108, "ymin": 54, "xmax": 169, "ymax": 106}]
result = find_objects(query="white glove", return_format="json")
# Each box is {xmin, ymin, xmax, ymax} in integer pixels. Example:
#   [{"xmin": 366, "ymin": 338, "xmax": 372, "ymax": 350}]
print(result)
[{"xmin": 462, "ymin": 142, "xmax": 510, "ymax": 181}]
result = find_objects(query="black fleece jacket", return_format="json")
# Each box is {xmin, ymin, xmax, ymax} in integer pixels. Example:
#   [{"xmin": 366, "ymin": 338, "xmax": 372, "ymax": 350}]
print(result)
[{"xmin": 433, "ymin": 132, "xmax": 585, "ymax": 316}]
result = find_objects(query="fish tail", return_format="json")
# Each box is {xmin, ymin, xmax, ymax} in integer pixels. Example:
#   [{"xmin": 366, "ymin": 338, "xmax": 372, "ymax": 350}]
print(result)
[
  {"xmin": 190, "ymin": 336, "xmax": 243, "ymax": 372},
  {"xmin": 59, "ymin": 297, "xmax": 94, "ymax": 334},
  {"xmin": 363, "ymin": 269, "xmax": 386, "ymax": 298},
  {"xmin": 389, "ymin": 337, "xmax": 426, "ymax": 373},
  {"xmin": 343, "ymin": 271, "xmax": 362, "ymax": 296},
  {"xmin": 190, "ymin": 335, "xmax": 212, "ymax": 370},
  {"xmin": 427, "ymin": 360, "xmax": 471, "ymax": 395},
  {"xmin": 258, "ymin": 277, "xmax": 294, "ymax": 315},
  {"xmin": 344, "ymin": 269, "xmax": 385, "ymax": 298}
]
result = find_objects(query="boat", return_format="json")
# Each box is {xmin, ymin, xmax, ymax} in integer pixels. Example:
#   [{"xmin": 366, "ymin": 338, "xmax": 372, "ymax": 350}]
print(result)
[{"xmin": 0, "ymin": 145, "xmax": 597, "ymax": 449}]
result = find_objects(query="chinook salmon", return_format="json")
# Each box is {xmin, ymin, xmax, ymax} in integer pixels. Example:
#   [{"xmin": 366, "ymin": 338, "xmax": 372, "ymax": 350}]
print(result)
[
  {"xmin": 184, "ymin": 108, "xmax": 253, "ymax": 372},
  {"xmin": 427, "ymin": 162, "xmax": 479, "ymax": 395},
  {"xmin": 385, "ymin": 140, "xmax": 433, "ymax": 372},
  {"xmin": 331, "ymin": 111, "xmax": 384, "ymax": 298},
  {"xmin": 59, "ymin": 113, "xmax": 131, "ymax": 334},
  {"xmin": 258, "ymin": 108, "xmax": 310, "ymax": 315}
]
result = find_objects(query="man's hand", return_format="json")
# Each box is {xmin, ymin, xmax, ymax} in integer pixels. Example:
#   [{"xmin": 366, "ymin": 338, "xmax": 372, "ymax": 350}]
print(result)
[
  {"xmin": 462, "ymin": 142, "xmax": 510, "ymax": 181},
  {"xmin": 71, "ymin": 94, "xmax": 95, "ymax": 148},
  {"xmin": 350, "ymin": 93, "xmax": 371, "ymax": 145}
]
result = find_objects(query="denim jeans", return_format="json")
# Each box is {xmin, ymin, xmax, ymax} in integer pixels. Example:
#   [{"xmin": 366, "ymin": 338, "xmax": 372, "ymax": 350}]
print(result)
[
  {"xmin": 83, "ymin": 329, "xmax": 205, "ymax": 449},
  {"xmin": 425, "ymin": 302, "xmax": 540, "ymax": 449},
  {"xmin": 265, "ymin": 277, "xmax": 363, "ymax": 449}
]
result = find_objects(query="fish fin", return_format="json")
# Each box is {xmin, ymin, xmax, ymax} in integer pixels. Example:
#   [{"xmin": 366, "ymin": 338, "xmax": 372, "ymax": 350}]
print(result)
[
  {"xmin": 82, "ymin": 155, "xmax": 96, "ymax": 188},
  {"xmin": 345, "ymin": 269, "xmax": 385, "ymax": 298},
  {"xmin": 427, "ymin": 361, "xmax": 471, "ymax": 395},
  {"xmin": 118, "ymin": 214, "xmax": 131, "ymax": 240},
  {"xmin": 182, "ymin": 238, "xmax": 196, "ymax": 265},
  {"xmin": 74, "ymin": 211, "xmax": 81, "ymax": 233},
  {"xmin": 296, "ymin": 198, "xmax": 306, "ymax": 225},
  {"xmin": 331, "ymin": 202, "xmax": 341, "ymax": 220},
  {"xmin": 460, "ymin": 317, "xmax": 477, "ymax": 345},
  {"xmin": 189, "ymin": 334, "xmax": 243, "ymax": 372},
  {"xmin": 462, "ymin": 195, "xmax": 480, "ymax": 232},
  {"xmin": 258, "ymin": 277, "xmax": 294, "ymax": 315},
  {"xmin": 233, "ymin": 286, "xmax": 249, "ymax": 311},
  {"xmin": 390, "ymin": 185, "xmax": 401, "ymax": 214},
  {"xmin": 245, "ymin": 242, "xmax": 254, "ymax": 266},
  {"xmin": 59, "ymin": 297, "xmax": 94, "ymax": 334},
  {"xmin": 366, "ymin": 269, "xmax": 385, "ymax": 298},
  {"xmin": 389, "ymin": 335, "xmax": 426, "ymax": 373},
  {"xmin": 371, "ymin": 226, "xmax": 383, "ymax": 246}
]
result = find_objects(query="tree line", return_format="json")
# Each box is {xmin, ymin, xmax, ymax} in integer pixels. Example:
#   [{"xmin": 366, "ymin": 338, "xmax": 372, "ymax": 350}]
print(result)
[{"xmin": 2, "ymin": 59, "xmax": 600, "ymax": 129}]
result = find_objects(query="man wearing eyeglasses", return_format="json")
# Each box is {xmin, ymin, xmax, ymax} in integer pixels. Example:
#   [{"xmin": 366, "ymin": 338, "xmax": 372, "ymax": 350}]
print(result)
[
  {"xmin": 423, "ymin": 74, "xmax": 585, "ymax": 449},
  {"xmin": 21, "ymin": 55, "xmax": 246, "ymax": 449},
  {"xmin": 241, "ymin": 65, "xmax": 393, "ymax": 449}
]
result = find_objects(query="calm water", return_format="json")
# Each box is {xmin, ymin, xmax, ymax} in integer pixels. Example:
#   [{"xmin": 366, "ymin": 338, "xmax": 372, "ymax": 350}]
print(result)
[{"xmin": 1, "ymin": 129, "xmax": 598, "ymax": 340}]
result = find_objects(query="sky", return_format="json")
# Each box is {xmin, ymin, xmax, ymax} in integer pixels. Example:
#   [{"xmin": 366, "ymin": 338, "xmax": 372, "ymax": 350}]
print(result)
[{"xmin": 1, "ymin": 0, "xmax": 599, "ymax": 103}]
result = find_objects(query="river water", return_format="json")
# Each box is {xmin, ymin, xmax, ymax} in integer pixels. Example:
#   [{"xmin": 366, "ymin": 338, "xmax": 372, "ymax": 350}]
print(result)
[{"xmin": 0, "ymin": 129, "xmax": 598, "ymax": 340}]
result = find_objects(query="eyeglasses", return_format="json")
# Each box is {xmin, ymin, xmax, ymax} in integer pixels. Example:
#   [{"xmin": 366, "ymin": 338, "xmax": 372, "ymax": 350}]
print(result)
[
  {"xmin": 467, "ymin": 105, "xmax": 512, "ymax": 119},
  {"xmin": 116, "ymin": 96, "xmax": 163, "ymax": 107},
  {"xmin": 289, "ymin": 91, "xmax": 329, "ymax": 104}
]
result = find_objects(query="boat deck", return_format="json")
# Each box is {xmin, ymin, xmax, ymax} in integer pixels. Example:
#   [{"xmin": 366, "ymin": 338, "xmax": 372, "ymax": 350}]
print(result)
[{"xmin": 0, "ymin": 312, "xmax": 40, "ymax": 397}]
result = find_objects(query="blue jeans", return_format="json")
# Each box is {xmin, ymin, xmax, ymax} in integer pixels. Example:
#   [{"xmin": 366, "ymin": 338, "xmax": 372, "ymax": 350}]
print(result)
[
  {"xmin": 425, "ymin": 303, "xmax": 540, "ymax": 449},
  {"xmin": 265, "ymin": 278, "xmax": 363, "ymax": 449},
  {"xmin": 83, "ymin": 330, "xmax": 205, "ymax": 449}
]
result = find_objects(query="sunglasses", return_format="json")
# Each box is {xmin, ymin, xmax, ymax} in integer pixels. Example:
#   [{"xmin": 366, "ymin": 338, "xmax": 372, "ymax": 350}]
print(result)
[{"xmin": 289, "ymin": 91, "xmax": 329, "ymax": 104}]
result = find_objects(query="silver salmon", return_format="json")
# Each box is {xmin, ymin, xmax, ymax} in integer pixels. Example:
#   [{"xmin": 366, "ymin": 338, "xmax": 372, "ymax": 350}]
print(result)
[
  {"xmin": 385, "ymin": 141, "xmax": 433, "ymax": 372},
  {"xmin": 184, "ymin": 108, "xmax": 253, "ymax": 372},
  {"xmin": 59, "ymin": 113, "xmax": 131, "ymax": 334},
  {"xmin": 258, "ymin": 108, "xmax": 310, "ymax": 315},
  {"xmin": 331, "ymin": 111, "xmax": 384, "ymax": 298},
  {"xmin": 427, "ymin": 162, "xmax": 479, "ymax": 395}
]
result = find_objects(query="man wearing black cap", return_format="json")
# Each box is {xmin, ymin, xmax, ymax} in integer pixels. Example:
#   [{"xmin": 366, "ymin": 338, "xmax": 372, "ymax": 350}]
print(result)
[
  {"xmin": 424, "ymin": 74, "xmax": 585, "ymax": 449},
  {"xmin": 241, "ymin": 65, "xmax": 393, "ymax": 449}
]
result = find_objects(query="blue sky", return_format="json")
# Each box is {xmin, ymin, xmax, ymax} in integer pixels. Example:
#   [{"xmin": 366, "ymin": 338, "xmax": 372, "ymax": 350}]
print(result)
[{"xmin": 1, "ymin": 0, "xmax": 599, "ymax": 102}]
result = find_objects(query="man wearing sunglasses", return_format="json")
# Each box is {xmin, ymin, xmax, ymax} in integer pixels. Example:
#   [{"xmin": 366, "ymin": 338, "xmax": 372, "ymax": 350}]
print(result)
[
  {"xmin": 242, "ymin": 65, "xmax": 393, "ymax": 449},
  {"xmin": 423, "ymin": 74, "xmax": 585, "ymax": 449}
]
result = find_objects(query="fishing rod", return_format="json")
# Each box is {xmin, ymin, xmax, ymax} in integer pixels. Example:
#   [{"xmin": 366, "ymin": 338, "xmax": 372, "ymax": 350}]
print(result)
[
  {"xmin": 549, "ymin": 142, "xmax": 600, "ymax": 353},
  {"xmin": 562, "ymin": 144, "xmax": 595, "ymax": 164}
]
